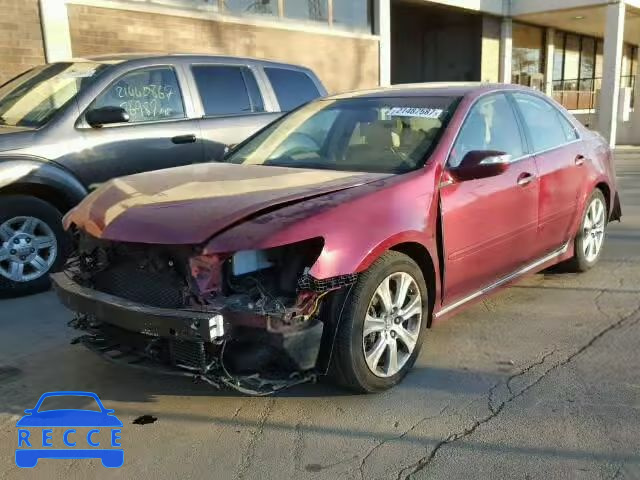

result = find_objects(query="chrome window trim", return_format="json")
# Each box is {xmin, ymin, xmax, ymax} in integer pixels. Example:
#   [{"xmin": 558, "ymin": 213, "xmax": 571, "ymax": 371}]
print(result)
[{"xmin": 435, "ymin": 242, "xmax": 570, "ymax": 318}]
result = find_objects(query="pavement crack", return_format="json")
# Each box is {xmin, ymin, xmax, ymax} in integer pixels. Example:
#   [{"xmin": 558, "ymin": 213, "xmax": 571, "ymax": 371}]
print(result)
[
  {"xmin": 397, "ymin": 303, "xmax": 640, "ymax": 479},
  {"xmin": 235, "ymin": 398, "xmax": 275, "ymax": 480},
  {"xmin": 358, "ymin": 405, "xmax": 450, "ymax": 480},
  {"xmin": 232, "ymin": 406, "xmax": 243, "ymax": 419}
]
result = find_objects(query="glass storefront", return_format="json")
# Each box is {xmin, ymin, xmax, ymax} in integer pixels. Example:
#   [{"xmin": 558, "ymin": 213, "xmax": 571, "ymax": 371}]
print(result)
[
  {"xmin": 512, "ymin": 23, "xmax": 545, "ymax": 90},
  {"xmin": 552, "ymin": 30, "xmax": 637, "ymax": 111}
]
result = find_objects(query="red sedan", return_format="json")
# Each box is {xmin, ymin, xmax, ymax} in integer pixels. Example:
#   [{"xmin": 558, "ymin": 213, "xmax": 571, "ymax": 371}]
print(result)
[{"xmin": 53, "ymin": 84, "xmax": 621, "ymax": 394}]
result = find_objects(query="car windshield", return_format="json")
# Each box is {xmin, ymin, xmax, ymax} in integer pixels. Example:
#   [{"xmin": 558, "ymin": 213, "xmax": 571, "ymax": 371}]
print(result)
[
  {"xmin": 0, "ymin": 62, "xmax": 109, "ymax": 128},
  {"xmin": 223, "ymin": 96, "xmax": 459, "ymax": 174}
]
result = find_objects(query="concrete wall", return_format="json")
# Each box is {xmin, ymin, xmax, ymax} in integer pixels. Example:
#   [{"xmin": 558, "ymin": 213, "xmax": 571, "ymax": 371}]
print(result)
[
  {"xmin": 0, "ymin": 0, "xmax": 46, "ymax": 84},
  {"xmin": 481, "ymin": 15, "xmax": 501, "ymax": 82},
  {"xmin": 66, "ymin": 4, "xmax": 379, "ymax": 94}
]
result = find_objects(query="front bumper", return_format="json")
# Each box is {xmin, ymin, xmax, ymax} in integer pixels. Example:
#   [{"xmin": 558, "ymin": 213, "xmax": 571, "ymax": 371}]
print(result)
[
  {"xmin": 52, "ymin": 272, "xmax": 220, "ymax": 341},
  {"xmin": 51, "ymin": 273, "xmax": 324, "ymax": 373}
]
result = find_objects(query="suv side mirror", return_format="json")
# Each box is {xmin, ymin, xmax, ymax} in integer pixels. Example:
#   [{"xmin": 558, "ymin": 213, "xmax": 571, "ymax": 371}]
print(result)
[
  {"xmin": 450, "ymin": 150, "xmax": 511, "ymax": 181},
  {"xmin": 86, "ymin": 106, "xmax": 130, "ymax": 128}
]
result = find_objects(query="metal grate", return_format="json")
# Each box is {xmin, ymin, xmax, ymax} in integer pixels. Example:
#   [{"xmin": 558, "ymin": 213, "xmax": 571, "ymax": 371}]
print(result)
[
  {"xmin": 93, "ymin": 262, "xmax": 185, "ymax": 309},
  {"xmin": 298, "ymin": 273, "xmax": 358, "ymax": 293},
  {"xmin": 169, "ymin": 338, "xmax": 207, "ymax": 371}
]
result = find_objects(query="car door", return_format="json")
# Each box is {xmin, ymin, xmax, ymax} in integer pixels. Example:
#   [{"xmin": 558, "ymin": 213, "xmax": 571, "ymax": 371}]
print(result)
[
  {"xmin": 511, "ymin": 92, "xmax": 587, "ymax": 257},
  {"xmin": 189, "ymin": 64, "xmax": 282, "ymax": 161},
  {"xmin": 73, "ymin": 65, "xmax": 203, "ymax": 187},
  {"xmin": 441, "ymin": 92, "xmax": 539, "ymax": 305}
]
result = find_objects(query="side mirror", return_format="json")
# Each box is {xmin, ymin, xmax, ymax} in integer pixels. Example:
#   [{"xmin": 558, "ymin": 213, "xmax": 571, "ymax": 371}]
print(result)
[
  {"xmin": 450, "ymin": 150, "xmax": 511, "ymax": 181},
  {"xmin": 85, "ymin": 106, "xmax": 130, "ymax": 128}
]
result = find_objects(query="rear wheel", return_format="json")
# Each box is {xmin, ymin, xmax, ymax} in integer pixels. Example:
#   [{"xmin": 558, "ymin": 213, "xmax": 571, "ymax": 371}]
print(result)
[
  {"xmin": 0, "ymin": 195, "xmax": 69, "ymax": 298},
  {"xmin": 565, "ymin": 189, "xmax": 607, "ymax": 272},
  {"xmin": 330, "ymin": 251, "xmax": 429, "ymax": 393}
]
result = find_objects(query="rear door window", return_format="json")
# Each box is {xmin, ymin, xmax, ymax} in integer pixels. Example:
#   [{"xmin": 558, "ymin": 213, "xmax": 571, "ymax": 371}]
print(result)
[
  {"xmin": 192, "ymin": 65, "xmax": 265, "ymax": 116},
  {"xmin": 264, "ymin": 67, "xmax": 320, "ymax": 112},
  {"xmin": 512, "ymin": 93, "xmax": 574, "ymax": 152},
  {"xmin": 92, "ymin": 66, "xmax": 185, "ymax": 123}
]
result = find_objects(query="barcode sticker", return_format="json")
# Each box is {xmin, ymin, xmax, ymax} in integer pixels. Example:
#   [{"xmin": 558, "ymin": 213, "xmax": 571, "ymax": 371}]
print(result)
[{"xmin": 388, "ymin": 107, "xmax": 443, "ymax": 119}]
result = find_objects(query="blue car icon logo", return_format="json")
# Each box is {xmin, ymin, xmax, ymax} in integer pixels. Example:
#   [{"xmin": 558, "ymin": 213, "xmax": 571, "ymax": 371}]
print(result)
[{"xmin": 15, "ymin": 391, "xmax": 123, "ymax": 468}]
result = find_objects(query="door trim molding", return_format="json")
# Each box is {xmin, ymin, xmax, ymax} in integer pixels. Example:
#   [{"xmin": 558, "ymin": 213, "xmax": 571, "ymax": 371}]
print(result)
[{"xmin": 435, "ymin": 241, "xmax": 569, "ymax": 318}]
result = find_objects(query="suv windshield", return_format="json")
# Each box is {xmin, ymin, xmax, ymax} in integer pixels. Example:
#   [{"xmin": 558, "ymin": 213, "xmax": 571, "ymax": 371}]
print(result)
[
  {"xmin": 224, "ymin": 96, "xmax": 458, "ymax": 174},
  {"xmin": 0, "ymin": 62, "xmax": 108, "ymax": 128}
]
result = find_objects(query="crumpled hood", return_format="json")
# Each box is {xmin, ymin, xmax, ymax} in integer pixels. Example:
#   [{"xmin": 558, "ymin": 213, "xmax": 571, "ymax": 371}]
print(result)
[{"xmin": 65, "ymin": 162, "xmax": 391, "ymax": 244}]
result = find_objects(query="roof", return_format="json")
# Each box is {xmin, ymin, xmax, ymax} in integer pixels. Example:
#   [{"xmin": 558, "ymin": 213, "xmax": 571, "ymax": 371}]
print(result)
[
  {"xmin": 73, "ymin": 53, "xmax": 312, "ymax": 70},
  {"xmin": 327, "ymin": 82, "xmax": 534, "ymax": 100}
]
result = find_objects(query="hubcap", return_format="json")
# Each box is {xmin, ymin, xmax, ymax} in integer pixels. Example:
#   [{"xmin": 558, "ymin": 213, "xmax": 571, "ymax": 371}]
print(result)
[
  {"xmin": 362, "ymin": 272, "xmax": 423, "ymax": 378},
  {"xmin": 0, "ymin": 216, "xmax": 57, "ymax": 283},
  {"xmin": 582, "ymin": 197, "xmax": 606, "ymax": 263}
]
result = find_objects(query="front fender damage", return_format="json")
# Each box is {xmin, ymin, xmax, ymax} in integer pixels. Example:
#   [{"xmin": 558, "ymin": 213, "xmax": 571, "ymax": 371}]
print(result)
[{"xmin": 60, "ymin": 233, "xmax": 358, "ymax": 395}]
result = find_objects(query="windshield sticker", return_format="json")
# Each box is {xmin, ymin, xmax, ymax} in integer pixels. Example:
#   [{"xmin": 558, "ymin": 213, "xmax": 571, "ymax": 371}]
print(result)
[{"xmin": 388, "ymin": 107, "xmax": 444, "ymax": 119}]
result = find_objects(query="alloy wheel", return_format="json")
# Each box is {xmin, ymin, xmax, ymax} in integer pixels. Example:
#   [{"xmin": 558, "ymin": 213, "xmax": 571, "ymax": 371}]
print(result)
[
  {"xmin": 582, "ymin": 197, "xmax": 606, "ymax": 263},
  {"xmin": 0, "ymin": 216, "xmax": 57, "ymax": 282},
  {"xmin": 362, "ymin": 272, "xmax": 423, "ymax": 378}
]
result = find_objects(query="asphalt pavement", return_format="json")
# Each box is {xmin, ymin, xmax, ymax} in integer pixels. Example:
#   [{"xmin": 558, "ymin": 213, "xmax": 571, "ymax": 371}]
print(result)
[{"xmin": 0, "ymin": 153, "xmax": 638, "ymax": 479}]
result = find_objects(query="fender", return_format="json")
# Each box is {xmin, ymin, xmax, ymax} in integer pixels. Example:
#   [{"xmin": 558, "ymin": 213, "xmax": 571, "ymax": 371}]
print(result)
[
  {"xmin": 0, "ymin": 156, "xmax": 87, "ymax": 207},
  {"xmin": 568, "ymin": 174, "xmax": 615, "ymax": 241},
  {"xmin": 203, "ymin": 170, "xmax": 440, "ymax": 279}
]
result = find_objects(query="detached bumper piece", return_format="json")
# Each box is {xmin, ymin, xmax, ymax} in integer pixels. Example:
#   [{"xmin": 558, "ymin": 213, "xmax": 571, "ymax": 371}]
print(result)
[{"xmin": 52, "ymin": 273, "xmax": 321, "ymax": 396}]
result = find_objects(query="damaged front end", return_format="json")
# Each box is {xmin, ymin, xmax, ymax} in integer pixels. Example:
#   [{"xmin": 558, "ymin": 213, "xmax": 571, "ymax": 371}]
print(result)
[{"xmin": 52, "ymin": 232, "xmax": 355, "ymax": 395}]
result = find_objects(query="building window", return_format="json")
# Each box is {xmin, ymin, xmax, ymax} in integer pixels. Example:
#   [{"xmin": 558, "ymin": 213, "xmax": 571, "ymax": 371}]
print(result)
[
  {"xmin": 332, "ymin": 0, "xmax": 372, "ymax": 32},
  {"xmin": 512, "ymin": 23, "xmax": 545, "ymax": 90},
  {"xmin": 284, "ymin": 0, "xmax": 329, "ymax": 23},
  {"xmin": 123, "ymin": 0, "xmax": 373, "ymax": 33},
  {"xmin": 552, "ymin": 30, "xmax": 637, "ymax": 111},
  {"xmin": 222, "ymin": 0, "xmax": 277, "ymax": 17}
]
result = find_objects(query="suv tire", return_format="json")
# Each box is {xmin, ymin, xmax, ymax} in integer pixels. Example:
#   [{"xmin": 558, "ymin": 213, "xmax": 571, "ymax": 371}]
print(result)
[{"xmin": 0, "ymin": 195, "xmax": 69, "ymax": 298}]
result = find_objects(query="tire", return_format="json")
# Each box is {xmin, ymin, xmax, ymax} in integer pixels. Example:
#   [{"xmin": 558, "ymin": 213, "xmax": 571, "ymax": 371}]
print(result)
[
  {"xmin": 0, "ymin": 195, "xmax": 70, "ymax": 298},
  {"xmin": 330, "ymin": 251, "xmax": 429, "ymax": 393},
  {"xmin": 564, "ymin": 189, "xmax": 608, "ymax": 273}
]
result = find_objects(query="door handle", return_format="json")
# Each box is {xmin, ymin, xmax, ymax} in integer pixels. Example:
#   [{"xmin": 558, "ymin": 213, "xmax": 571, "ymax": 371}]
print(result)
[
  {"xmin": 517, "ymin": 172, "xmax": 535, "ymax": 186},
  {"xmin": 172, "ymin": 134, "xmax": 196, "ymax": 144},
  {"xmin": 575, "ymin": 155, "xmax": 586, "ymax": 166}
]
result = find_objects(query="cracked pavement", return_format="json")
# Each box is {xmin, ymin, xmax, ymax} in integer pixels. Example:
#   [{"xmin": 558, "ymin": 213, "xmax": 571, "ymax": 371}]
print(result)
[{"xmin": 1, "ymin": 154, "xmax": 639, "ymax": 479}]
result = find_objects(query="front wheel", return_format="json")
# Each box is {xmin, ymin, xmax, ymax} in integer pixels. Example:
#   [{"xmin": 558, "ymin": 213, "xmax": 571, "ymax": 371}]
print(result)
[
  {"xmin": 565, "ymin": 189, "xmax": 608, "ymax": 272},
  {"xmin": 330, "ymin": 251, "xmax": 429, "ymax": 393},
  {"xmin": 0, "ymin": 195, "xmax": 69, "ymax": 298}
]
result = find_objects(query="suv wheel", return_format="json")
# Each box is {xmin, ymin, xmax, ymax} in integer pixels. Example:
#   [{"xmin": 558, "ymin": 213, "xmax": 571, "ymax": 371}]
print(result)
[
  {"xmin": 0, "ymin": 195, "xmax": 69, "ymax": 298},
  {"xmin": 330, "ymin": 251, "xmax": 429, "ymax": 393}
]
